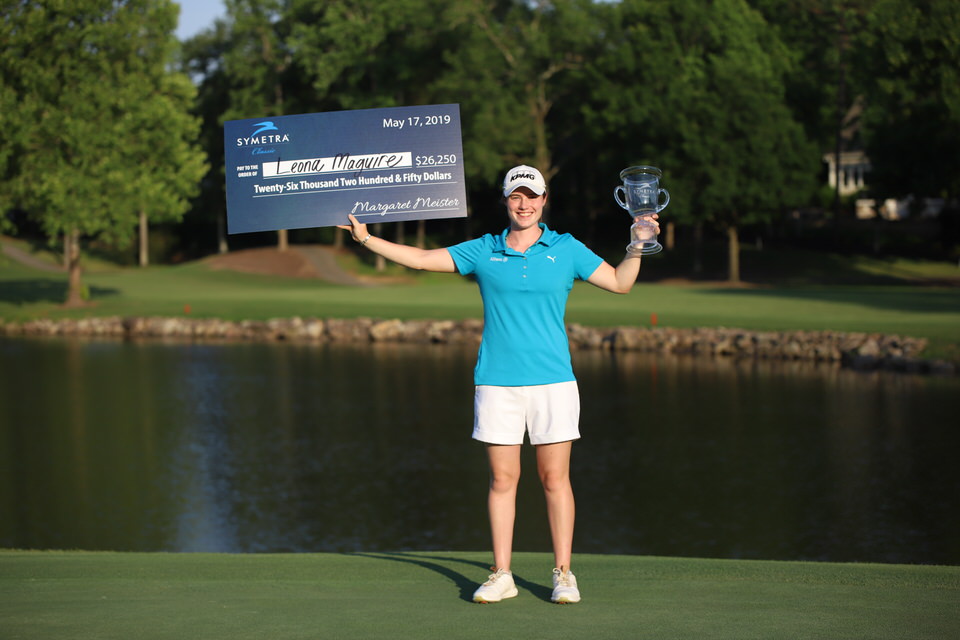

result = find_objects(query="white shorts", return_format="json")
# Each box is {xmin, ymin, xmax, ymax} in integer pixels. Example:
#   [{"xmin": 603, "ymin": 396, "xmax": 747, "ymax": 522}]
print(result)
[{"xmin": 472, "ymin": 381, "xmax": 581, "ymax": 446}]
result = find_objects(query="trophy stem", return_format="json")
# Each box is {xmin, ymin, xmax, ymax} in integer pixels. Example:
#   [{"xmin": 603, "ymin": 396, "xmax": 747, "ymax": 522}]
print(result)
[{"xmin": 627, "ymin": 219, "xmax": 662, "ymax": 255}]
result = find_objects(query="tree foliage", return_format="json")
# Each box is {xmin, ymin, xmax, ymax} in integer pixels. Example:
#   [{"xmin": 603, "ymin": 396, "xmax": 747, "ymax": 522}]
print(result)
[
  {"xmin": 4, "ymin": 0, "xmax": 957, "ymax": 288},
  {"xmin": 288, "ymin": 0, "xmax": 454, "ymax": 110},
  {"xmin": 434, "ymin": 0, "xmax": 599, "ymax": 190},
  {"xmin": 584, "ymin": 0, "xmax": 818, "ymax": 279},
  {"xmin": 853, "ymin": 0, "xmax": 960, "ymax": 200}
]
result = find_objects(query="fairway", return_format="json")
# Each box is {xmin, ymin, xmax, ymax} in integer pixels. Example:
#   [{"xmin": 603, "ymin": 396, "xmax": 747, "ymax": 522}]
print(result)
[
  {"xmin": 2, "ymin": 255, "xmax": 959, "ymax": 346},
  {"xmin": 1, "ymin": 551, "xmax": 957, "ymax": 639}
]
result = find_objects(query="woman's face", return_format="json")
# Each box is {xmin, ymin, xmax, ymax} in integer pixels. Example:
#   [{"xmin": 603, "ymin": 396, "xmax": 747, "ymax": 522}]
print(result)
[{"xmin": 505, "ymin": 187, "xmax": 547, "ymax": 231}]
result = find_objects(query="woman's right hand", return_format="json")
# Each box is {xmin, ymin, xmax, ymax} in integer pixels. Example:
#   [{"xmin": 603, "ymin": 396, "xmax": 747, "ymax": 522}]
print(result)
[{"xmin": 337, "ymin": 213, "xmax": 369, "ymax": 244}]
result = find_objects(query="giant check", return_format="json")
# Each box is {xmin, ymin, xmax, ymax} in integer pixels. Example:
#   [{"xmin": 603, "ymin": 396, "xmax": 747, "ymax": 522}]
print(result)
[{"xmin": 224, "ymin": 104, "xmax": 467, "ymax": 234}]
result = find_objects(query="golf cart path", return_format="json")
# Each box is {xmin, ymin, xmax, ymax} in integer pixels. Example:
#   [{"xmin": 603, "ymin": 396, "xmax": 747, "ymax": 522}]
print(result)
[
  {"xmin": 0, "ymin": 237, "xmax": 64, "ymax": 273},
  {"xmin": 205, "ymin": 245, "xmax": 373, "ymax": 286}
]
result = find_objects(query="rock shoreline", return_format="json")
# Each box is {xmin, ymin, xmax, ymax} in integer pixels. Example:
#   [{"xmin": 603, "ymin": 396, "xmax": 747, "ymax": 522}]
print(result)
[{"xmin": 2, "ymin": 316, "xmax": 954, "ymax": 375}]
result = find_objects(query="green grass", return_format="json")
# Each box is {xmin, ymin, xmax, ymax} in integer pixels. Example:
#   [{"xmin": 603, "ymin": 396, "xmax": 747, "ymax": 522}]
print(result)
[
  {"xmin": 2, "ymin": 243, "xmax": 959, "ymax": 358},
  {"xmin": 1, "ymin": 551, "xmax": 957, "ymax": 640}
]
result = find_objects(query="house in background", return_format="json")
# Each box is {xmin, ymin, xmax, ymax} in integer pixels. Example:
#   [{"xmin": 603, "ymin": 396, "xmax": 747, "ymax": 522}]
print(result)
[{"xmin": 823, "ymin": 149, "xmax": 870, "ymax": 199}]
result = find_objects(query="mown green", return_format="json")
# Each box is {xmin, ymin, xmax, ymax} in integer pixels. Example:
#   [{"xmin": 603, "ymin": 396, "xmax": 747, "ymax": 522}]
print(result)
[{"xmin": 1, "ymin": 551, "xmax": 957, "ymax": 640}]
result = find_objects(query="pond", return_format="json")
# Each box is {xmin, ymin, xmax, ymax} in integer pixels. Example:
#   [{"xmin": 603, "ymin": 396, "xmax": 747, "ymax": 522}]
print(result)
[{"xmin": 1, "ymin": 337, "xmax": 957, "ymax": 564}]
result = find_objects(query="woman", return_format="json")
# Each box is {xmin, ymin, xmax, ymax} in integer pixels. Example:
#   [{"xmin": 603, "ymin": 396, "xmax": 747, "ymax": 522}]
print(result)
[{"xmin": 339, "ymin": 165, "xmax": 656, "ymax": 604}]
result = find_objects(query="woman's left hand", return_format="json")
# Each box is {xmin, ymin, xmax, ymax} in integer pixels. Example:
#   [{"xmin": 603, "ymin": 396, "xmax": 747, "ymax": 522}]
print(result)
[{"xmin": 635, "ymin": 213, "xmax": 660, "ymax": 235}]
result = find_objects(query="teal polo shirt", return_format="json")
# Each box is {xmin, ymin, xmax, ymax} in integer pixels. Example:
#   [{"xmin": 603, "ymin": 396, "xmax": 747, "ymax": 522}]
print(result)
[{"xmin": 447, "ymin": 224, "xmax": 604, "ymax": 386}]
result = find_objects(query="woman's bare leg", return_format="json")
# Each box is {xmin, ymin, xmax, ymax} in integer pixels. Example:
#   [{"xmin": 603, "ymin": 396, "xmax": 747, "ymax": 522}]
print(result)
[
  {"xmin": 485, "ymin": 444, "xmax": 522, "ymax": 571},
  {"xmin": 536, "ymin": 441, "xmax": 575, "ymax": 570}
]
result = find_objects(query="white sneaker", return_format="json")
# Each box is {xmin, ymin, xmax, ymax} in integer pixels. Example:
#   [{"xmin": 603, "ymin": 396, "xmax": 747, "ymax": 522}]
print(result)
[
  {"xmin": 473, "ymin": 568, "xmax": 518, "ymax": 603},
  {"xmin": 551, "ymin": 567, "xmax": 581, "ymax": 604}
]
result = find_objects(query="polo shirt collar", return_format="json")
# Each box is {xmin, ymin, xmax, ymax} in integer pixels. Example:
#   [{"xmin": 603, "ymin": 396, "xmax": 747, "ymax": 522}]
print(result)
[{"xmin": 495, "ymin": 223, "xmax": 558, "ymax": 254}]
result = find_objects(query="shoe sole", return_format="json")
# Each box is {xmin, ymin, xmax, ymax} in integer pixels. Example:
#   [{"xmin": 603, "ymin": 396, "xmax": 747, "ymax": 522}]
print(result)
[
  {"xmin": 551, "ymin": 589, "xmax": 581, "ymax": 604},
  {"xmin": 473, "ymin": 588, "xmax": 519, "ymax": 603}
]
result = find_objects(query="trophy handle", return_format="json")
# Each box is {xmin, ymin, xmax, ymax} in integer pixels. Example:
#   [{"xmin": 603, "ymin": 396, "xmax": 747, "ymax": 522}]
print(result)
[
  {"xmin": 614, "ymin": 185, "xmax": 628, "ymax": 210},
  {"xmin": 658, "ymin": 188, "xmax": 670, "ymax": 212}
]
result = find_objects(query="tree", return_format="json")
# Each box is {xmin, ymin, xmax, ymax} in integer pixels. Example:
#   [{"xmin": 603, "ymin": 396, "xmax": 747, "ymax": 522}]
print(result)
[
  {"xmin": 181, "ymin": 20, "xmax": 234, "ymax": 255},
  {"xmin": 686, "ymin": 0, "xmax": 818, "ymax": 282},
  {"xmin": 222, "ymin": 0, "xmax": 300, "ymax": 251},
  {"xmin": 121, "ymin": 6, "xmax": 208, "ymax": 266},
  {"xmin": 0, "ymin": 0, "xmax": 206, "ymax": 303}
]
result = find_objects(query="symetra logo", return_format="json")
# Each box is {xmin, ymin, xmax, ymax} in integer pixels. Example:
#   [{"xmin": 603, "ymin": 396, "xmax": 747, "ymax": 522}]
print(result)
[
  {"xmin": 236, "ymin": 120, "xmax": 291, "ymax": 147},
  {"xmin": 252, "ymin": 121, "xmax": 278, "ymax": 136}
]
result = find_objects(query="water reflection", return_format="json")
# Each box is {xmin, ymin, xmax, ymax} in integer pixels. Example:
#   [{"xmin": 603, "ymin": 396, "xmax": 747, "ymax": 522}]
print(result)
[
  {"xmin": 0, "ymin": 338, "xmax": 957, "ymax": 564},
  {"xmin": 573, "ymin": 351, "xmax": 960, "ymax": 563}
]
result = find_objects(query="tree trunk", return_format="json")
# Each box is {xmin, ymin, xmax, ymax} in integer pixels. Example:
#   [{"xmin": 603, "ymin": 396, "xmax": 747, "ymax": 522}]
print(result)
[
  {"xmin": 693, "ymin": 221, "xmax": 704, "ymax": 275},
  {"xmin": 374, "ymin": 223, "xmax": 386, "ymax": 272},
  {"xmin": 665, "ymin": 221, "xmax": 676, "ymax": 251},
  {"xmin": 833, "ymin": 11, "xmax": 848, "ymax": 221},
  {"xmin": 139, "ymin": 209, "xmax": 149, "ymax": 267},
  {"xmin": 416, "ymin": 220, "xmax": 426, "ymax": 249},
  {"xmin": 64, "ymin": 229, "xmax": 85, "ymax": 307},
  {"xmin": 217, "ymin": 212, "xmax": 228, "ymax": 254},
  {"xmin": 726, "ymin": 224, "xmax": 741, "ymax": 284}
]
